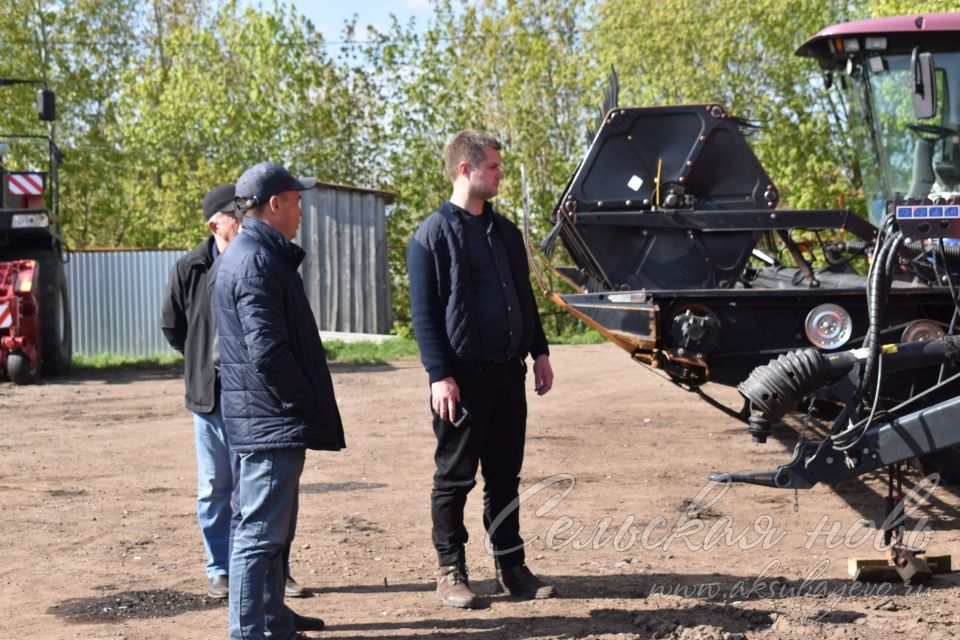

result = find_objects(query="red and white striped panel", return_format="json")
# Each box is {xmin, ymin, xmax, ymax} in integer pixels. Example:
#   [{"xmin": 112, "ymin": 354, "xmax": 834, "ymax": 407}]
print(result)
[
  {"xmin": 7, "ymin": 173, "xmax": 45, "ymax": 196},
  {"xmin": 0, "ymin": 302, "xmax": 11, "ymax": 329}
]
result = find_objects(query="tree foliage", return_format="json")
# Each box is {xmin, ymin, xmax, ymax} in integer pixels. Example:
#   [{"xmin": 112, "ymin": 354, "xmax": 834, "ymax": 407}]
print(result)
[
  {"xmin": 589, "ymin": 0, "xmax": 860, "ymax": 209},
  {"xmin": 2, "ymin": 0, "xmax": 381, "ymax": 248},
  {"xmin": 112, "ymin": 0, "xmax": 383, "ymax": 248},
  {"xmin": 358, "ymin": 0, "xmax": 593, "ymax": 333}
]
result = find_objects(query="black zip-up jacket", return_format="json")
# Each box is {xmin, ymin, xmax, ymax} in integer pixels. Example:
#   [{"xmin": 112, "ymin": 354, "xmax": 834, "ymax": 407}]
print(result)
[
  {"xmin": 211, "ymin": 216, "xmax": 345, "ymax": 452},
  {"xmin": 407, "ymin": 200, "xmax": 549, "ymax": 383},
  {"xmin": 161, "ymin": 236, "xmax": 218, "ymax": 413}
]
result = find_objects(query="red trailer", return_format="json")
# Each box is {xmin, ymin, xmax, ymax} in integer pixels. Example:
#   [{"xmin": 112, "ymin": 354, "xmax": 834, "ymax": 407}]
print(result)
[{"xmin": 0, "ymin": 259, "xmax": 41, "ymax": 383}]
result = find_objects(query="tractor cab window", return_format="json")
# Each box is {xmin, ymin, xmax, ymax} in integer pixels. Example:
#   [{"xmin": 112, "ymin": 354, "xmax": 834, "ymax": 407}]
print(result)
[{"xmin": 847, "ymin": 51, "xmax": 960, "ymax": 221}]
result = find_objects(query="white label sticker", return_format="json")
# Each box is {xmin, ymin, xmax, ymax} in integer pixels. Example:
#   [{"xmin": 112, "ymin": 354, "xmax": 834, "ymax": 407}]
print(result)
[{"xmin": 627, "ymin": 175, "xmax": 643, "ymax": 191}]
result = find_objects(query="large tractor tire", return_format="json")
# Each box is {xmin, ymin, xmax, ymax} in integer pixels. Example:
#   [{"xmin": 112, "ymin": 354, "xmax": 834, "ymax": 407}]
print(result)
[
  {"xmin": 6, "ymin": 351, "xmax": 39, "ymax": 385},
  {"xmin": 0, "ymin": 247, "xmax": 73, "ymax": 376},
  {"xmin": 35, "ymin": 250, "xmax": 72, "ymax": 375}
]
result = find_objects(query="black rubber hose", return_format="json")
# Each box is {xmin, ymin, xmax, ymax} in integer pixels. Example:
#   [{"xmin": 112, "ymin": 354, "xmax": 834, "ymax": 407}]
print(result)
[
  {"xmin": 806, "ymin": 217, "xmax": 896, "ymax": 463},
  {"xmin": 738, "ymin": 334, "xmax": 960, "ymax": 444},
  {"xmin": 737, "ymin": 349, "xmax": 856, "ymax": 443},
  {"xmin": 854, "ymin": 232, "xmax": 901, "ymax": 415},
  {"xmin": 880, "ymin": 233, "xmax": 905, "ymax": 316}
]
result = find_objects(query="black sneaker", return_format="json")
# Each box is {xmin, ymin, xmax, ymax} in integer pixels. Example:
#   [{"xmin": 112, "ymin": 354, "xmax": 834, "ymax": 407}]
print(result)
[
  {"xmin": 291, "ymin": 609, "xmax": 325, "ymax": 631},
  {"xmin": 495, "ymin": 564, "xmax": 556, "ymax": 599}
]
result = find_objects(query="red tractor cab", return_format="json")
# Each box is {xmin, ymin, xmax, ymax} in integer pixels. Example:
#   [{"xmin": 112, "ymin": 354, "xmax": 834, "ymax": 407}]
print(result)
[{"xmin": 798, "ymin": 13, "xmax": 960, "ymax": 222}]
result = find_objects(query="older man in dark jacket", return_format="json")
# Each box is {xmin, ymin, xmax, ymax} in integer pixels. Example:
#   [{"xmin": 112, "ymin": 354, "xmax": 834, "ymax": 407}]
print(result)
[
  {"xmin": 211, "ymin": 162, "xmax": 344, "ymax": 640},
  {"xmin": 161, "ymin": 184, "xmax": 240, "ymax": 598}
]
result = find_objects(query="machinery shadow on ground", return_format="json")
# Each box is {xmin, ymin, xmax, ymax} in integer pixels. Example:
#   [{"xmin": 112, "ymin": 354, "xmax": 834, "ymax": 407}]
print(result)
[
  {"xmin": 762, "ymin": 417, "xmax": 960, "ymax": 528},
  {"xmin": 50, "ymin": 570, "xmax": 942, "ymax": 634}
]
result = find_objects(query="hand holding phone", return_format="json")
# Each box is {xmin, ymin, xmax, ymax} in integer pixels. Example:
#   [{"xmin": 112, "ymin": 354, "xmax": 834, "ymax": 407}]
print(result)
[{"xmin": 451, "ymin": 405, "xmax": 470, "ymax": 428}]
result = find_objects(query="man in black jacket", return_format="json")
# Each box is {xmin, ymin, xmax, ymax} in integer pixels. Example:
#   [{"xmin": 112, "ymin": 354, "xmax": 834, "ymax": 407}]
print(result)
[
  {"xmin": 161, "ymin": 184, "xmax": 241, "ymax": 598},
  {"xmin": 407, "ymin": 130, "xmax": 556, "ymax": 609},
  {"xmin": 212, "ymin": 162, "xmax": 345, "ymax": 640}
]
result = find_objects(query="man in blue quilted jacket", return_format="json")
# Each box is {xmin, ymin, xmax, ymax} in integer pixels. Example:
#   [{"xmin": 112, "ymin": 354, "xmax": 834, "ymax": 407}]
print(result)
[{"xmin": 211, "ymin": 161, "xmax": 345, "ymax": 640}]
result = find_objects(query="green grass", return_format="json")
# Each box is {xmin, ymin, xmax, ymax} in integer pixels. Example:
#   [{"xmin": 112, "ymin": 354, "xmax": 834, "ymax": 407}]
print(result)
[
  {"xmin": 547, "ymin": 329, "xmax": 607, "ymax": 345},
  {"xmin": 322, "ymin": 337, "xmax": 420, "ymax": 364},
  {"xmin": 71, "ymin": 340, "xmax": 420, "ymax": 370},
  {"xmin": 72, "ymin": 352, "xmax": 184, "ymax": 370},
  {"xmin": 73, "ymin": 331, "xmax": 606, "ymax": 371}
]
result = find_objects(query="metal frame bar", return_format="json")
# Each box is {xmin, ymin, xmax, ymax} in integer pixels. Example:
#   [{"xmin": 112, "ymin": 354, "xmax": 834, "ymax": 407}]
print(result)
[{"xmin": 571, "ymin": 208, "xmax": 878, "ymax": 240}]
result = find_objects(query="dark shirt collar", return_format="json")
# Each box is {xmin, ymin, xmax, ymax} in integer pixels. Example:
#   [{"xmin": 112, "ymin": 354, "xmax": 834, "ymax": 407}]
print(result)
[
  {"xmin": 446, "ymin": 199, "xmax": 494, "ymax": 219},
  {"xmin": 240, "ymin": 215, "xmax": 305, "ymax": 269},
  {"xmin": 184, "ymin": 235, "xmax": 216, "ymax": 268},
  {"xmin": 440, "ymin": 199, "xmax": 496, "ymax": 221},
  {"xmin": 458, "ymin": 208, "xmax": 490, "ymax": 228}
]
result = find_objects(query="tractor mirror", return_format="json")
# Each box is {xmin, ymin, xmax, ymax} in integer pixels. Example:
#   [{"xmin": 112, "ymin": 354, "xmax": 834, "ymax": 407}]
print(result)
[
  {"xmin": 912, "ymin": 48, "xmax": 936, "ymax": 119},
  {"xmin": 37, "ymin": 89, "xmax": 55, "ymax": 121}
]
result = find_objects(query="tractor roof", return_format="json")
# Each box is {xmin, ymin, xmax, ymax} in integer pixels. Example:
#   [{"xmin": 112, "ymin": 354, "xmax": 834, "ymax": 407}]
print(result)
[{"xmin": 797, "ymin": 12, "xmax": 960, "ymax": 69}]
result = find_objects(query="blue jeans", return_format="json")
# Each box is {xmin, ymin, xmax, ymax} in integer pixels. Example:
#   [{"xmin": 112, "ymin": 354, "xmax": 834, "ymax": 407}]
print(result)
[
  {"xmin": 192, "ymin": 409, "xmax": 240, "ymax": 579},
  {"xmin": 229, "ymin": 448, "xmax": 305, "ymax": 640}
]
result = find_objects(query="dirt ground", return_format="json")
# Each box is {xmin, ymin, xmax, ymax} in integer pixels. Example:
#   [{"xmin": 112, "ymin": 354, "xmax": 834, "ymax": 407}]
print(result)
[{"xmin": 2, "ymin": 343, "xmax": 960, "ymax": 640}]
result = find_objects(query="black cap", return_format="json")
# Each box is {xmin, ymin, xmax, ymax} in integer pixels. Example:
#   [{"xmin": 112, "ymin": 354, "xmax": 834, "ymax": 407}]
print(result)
[
  {"xmin": 234, "ymin": 162, "xmax": 316, "ymax": 211},
  {"xmin": 202, "ymin": 184, "xmax": 237, "ymax": 221}
]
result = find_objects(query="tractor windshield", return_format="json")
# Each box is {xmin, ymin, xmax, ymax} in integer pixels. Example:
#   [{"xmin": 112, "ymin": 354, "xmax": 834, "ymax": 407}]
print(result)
[{"xmin": 849, "ymin": 51, "xmax": 960, "ymax": 221}]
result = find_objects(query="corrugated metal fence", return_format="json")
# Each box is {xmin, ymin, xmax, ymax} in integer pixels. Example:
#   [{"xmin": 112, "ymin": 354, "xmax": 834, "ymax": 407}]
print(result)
[
  {"xmin": 67, "ymin": 250, "xmax": 186, "ymax": 357},
  {"xmin": 67, "ymin": 182, "xmax": 394, "ymax": 358}
]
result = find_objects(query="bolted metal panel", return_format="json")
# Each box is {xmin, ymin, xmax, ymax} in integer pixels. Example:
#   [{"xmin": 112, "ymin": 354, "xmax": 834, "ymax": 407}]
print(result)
[
  {"xmin": 66, "ymin": 249, "xmax": 186, "ymax": 357},
  {"xmin": 299, "ymin": 183, "xmax": 392, "ymax": 334}
]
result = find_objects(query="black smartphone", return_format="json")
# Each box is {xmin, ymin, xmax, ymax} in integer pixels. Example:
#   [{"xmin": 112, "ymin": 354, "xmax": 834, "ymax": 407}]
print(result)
[{"xmin": 451, "ymin": 405, "xmax": 470, "ymax": 428}]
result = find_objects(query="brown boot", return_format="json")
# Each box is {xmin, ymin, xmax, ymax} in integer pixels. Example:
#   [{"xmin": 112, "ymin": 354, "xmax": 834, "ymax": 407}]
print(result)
[
  {"xmin": 436, "ymin": 562, "xmax": 479, "ymax": 608},
  {"xmin": 495, "ymin": 563, "xmax": 556, "ymax": 599}
]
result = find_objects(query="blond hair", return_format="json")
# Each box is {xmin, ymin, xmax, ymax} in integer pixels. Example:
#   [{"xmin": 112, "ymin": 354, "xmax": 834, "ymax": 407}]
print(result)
[{"xmin": 442, "ymin": 130, "xmax": 502, "ymax": 182}]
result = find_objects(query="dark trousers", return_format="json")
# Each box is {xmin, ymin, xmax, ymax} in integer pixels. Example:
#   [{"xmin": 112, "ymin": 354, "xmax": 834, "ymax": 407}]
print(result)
[{"xmin": 431, "ymin": 358, "xmax": 527, "ymax": 568}]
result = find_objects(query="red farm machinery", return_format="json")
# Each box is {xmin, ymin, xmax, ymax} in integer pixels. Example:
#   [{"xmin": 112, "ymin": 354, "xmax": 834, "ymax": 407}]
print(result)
[{"xmin": 0, "ymin": 79, "xmax": 71, "ymax": 384}]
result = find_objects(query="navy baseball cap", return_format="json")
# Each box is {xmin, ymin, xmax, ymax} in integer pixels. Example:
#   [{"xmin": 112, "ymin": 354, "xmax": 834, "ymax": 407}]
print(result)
[
  {"xmin": 234, "ymin": 161, "xmax": 317, "ymax": 210},
  {"xmin": 201, "ymin": 184, "xmax": 237, "ymax": 221}
]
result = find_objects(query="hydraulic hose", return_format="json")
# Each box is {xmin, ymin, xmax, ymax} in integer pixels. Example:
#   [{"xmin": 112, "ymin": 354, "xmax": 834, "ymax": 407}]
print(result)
[
  {"xmin": 737, "ymin": 349, "xmax": 854, "ymax": 443},
  {"xmin": 853, "ymin": 231, "xmax": 903, "ymax": 421},
  {"xmin": 738, "ymin": 335, "xmax": 960, "ymax": 444}
]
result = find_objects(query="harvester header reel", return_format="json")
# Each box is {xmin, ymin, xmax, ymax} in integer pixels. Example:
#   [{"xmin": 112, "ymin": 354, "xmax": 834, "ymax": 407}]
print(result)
[
  {"xmin": 545, "ymin": 104, "xmax": 792, "ymax": 293},
  {"xmin": 559, "ymin": 103, "xmax": 778, "ymax": 215}
]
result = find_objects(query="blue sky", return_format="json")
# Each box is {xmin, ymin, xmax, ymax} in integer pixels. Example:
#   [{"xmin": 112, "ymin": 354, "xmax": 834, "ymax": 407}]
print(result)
[{"xmin": 290, "ymin": 0, "xmax": 433, "ymax": 41}]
